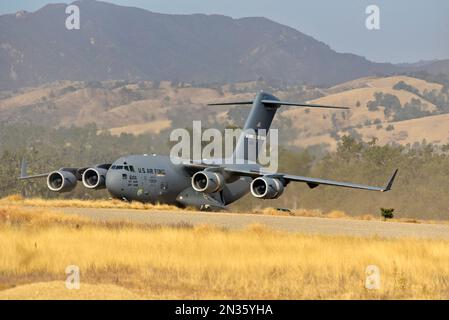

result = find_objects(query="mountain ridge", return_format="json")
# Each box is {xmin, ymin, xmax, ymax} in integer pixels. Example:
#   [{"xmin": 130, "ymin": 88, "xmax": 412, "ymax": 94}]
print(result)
[{"xmin": 0, "ymin": 0, "xmax": 401, "ymax": 90}]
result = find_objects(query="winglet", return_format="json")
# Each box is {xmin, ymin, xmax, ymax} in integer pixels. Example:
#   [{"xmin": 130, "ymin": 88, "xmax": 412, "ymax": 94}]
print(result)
[
  {"xmin": 18, "ymin": 160, "xmax": 51, "ymax": 180},
  {"xmin": 383, "ymin": 169, "xmax": 398, "ymax": 192},
  {"xmin": 20, "ymin": 158, "xmax": 27, "ymax": 179}
]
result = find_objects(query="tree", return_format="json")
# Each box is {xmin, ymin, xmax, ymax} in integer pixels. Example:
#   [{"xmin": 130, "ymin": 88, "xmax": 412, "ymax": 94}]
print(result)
[
  {"xmin": 367, "ymin": 92, "xmax": 402, "ymax": 118},
  {"xmin": 380, "ymin": 208, "xmax": 394, "ymax": 221},
  {"xmin": 393, "ymin": 81, "xmax": 420, "ymax": 96}
]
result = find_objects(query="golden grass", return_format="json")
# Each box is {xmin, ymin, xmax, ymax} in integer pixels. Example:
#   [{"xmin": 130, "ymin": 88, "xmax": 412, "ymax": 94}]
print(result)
[
  {"xmin": 0, "ymin": 195, "xmax": 437, "ymax": 227},
  {"xmin": 0, "ymin": 195, "xmax": 428, "ymax": 224},
  {"xmin": 0, "ymin": 194, "xmax": 188, "ymax": 212},
  {"xmin": 0, "ymin": 281, "xmax": 142, "ymax": 300},
  {"xmin": 0, "ymin": 205, "xmax": 90, "ymax": 228},
  {"xmin": 1, "ymin": 206, "xmax": 449, "ymax": 299},
  {"xmin": 253, "ymin": 207, "xmax": 329, "ymax": 218},
  {"xmin": 250, "ymin": 206, "xmax": 431, "ymax": 224},
  {"xmin": 253, "ymin": 207, "xmax": 380, "ymax": 221}
]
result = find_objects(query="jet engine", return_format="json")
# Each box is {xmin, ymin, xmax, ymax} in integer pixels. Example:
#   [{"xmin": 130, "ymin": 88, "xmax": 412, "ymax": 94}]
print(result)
[
  {"xmin": 82, "ymin": 167, "xmax": 108, "ymax": 189},
  {"xmin": 250, "ymin": 177, "xmax": 284, "ymax": 199},
  {"xmin": 192, "ymin": 171, "xmax": 225, "ymax": 193},
  {"xmin": 47, "ymin": 170, "xmax": 77, "ymax": 193}
]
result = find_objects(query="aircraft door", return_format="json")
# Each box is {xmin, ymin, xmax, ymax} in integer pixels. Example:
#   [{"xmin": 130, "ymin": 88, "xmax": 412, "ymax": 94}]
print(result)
[{"xmin": 147, "ymin": 171, "xmax": 158, "ymax": 202}]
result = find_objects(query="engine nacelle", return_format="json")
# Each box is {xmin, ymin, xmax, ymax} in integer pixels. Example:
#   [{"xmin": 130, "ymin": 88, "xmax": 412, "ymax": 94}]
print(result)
[
  {"xmin": 192, "ymin": 171, "xmax": 225, "ymax": 193},
  {"xmin": 47, "ymin": 170, "xmax": 77, "ymax": 193},
  {"xmin": 82, "ymin": 167, "xmax": 108, "ymax": 189},
  {"xmin": 250, "ymin": 177, "xmax": 284, "ymax": 199}
]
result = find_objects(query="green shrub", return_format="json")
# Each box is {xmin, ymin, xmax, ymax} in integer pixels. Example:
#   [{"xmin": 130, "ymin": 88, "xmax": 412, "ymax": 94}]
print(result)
[{"xmin": 380, "ymin": 208, "xmax": 395, "ymax": 221}]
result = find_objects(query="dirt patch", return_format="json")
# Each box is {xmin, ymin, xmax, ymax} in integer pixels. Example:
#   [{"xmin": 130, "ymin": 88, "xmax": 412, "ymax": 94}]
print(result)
[{"xmin": 0, "ymin": 281, "xmax": 142, "ymax": 300}]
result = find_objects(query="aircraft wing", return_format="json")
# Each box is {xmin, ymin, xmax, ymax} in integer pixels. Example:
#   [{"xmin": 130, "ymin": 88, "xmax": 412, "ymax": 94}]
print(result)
[
  {"xmin": 18, "ymin": 172, "xmax": 52, "ymax": 180},
  {"xmin": 18, "ymin": 168, "xmax": 90, "ymax": 180},
  {"xmin": 225, "ymin": 168, "xmax": 397, "ymax": 192},
  {"xmin": 182, "ymin": 162, "xmax": 398, "ymax": 192},
  {"xmin": 282, "ymin": 171, "xmax": 397, "ymax": 191},
  {"xmin": 18, "ymin": 159, "xmax": 102, "ymax": 181}
]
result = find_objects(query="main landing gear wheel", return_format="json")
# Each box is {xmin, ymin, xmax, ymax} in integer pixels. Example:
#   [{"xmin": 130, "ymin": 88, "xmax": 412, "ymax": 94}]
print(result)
[{"xmin": 200, "ymin": 204, "xmax": 211, "ymax": 212}]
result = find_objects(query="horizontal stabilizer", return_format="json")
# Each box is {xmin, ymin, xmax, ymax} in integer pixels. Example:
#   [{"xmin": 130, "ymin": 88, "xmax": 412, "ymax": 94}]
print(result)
[
  {"xmin": 261, "ymin": 100, "xmax": 349, "ymax": 110},
  {"xmin": 206, "ymin": 99, "xmax": 348, "ymax": 110},
  {"xmin": 207, "ymin": 101, "xmax": 253, "ymax": 106}
]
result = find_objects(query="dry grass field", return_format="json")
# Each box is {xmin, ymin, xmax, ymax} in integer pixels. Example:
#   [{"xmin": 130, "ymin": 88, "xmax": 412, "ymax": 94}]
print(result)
[
  {"xmin": 1, "ymin": 204, "xmax": 449, "ymax": 299},
  {"xmin": 0, "ymin": 194, "xmax": 185, "ymax": 211},
  {"xmin": 0, "ymin": 195, "xmax": 429, "ymax": 224}
]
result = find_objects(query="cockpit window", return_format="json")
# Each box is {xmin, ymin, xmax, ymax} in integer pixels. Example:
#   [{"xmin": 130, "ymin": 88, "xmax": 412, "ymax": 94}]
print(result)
[{"xmin": 111, "ymin": 164, "xmax": 135, "ymax": 171}]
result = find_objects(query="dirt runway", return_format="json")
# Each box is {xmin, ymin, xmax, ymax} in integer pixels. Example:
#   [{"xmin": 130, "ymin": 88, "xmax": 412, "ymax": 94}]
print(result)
[{"xmin": 49, "ymin": 207, "xmax": 449, "ymax": 239}]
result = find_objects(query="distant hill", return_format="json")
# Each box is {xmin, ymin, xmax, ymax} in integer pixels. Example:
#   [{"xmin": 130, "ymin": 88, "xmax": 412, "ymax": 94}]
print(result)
[
  {"xmin": 1, "ymin": 75, "xmax": 448, "ymax": 151},
  {"xmin": 417, "ymin": 60, "xmax": 449, "ymax": 75},
  {"xmin": 0, "ymin": 0, "xmax": 405, "ymax": 90},
  {"xmin": 285, "ymin": 75, "xmax": 448, "ymax": 150}
]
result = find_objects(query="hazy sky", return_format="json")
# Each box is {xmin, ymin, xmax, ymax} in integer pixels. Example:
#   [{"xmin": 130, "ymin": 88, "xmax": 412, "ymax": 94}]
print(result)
[{"xmin": 1, "ymin": 0, "xmax": 448, "ymax": 63}]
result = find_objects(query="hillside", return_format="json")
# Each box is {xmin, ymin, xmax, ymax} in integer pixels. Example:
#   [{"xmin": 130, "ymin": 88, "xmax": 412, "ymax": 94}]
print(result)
[
  {"xmin": 0, "ymin": 0, "xmax": 403, "ymax": 90},
  {"xmin": 285, "ymin": 75, "xmax": 448, "ymax": 149},
  {"xmin": 356, "ymin": 113, "xmax": 449, "ymax": 146},
  {"xmin": 406, "ymin": 59, "xmax": 449, "ymax": 76},
  {"xmin": 0, "ymin": 74, "xmax": 448, "ymax": 151}
]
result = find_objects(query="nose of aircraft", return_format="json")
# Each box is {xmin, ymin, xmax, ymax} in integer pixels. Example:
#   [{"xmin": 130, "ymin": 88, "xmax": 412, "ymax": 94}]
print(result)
[{"xmin": 105, "ymin": 169, "xmax": 123, "ymax": 198}]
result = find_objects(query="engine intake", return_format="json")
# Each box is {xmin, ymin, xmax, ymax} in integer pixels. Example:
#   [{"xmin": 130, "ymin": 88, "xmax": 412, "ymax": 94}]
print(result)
[
  {"xmin": 192, "ymin": 171, "xmax": 225, "ymax": 193},
  {"xmin": 47, "ymin": 170, "xmax": 77, "ymax": 193},
  {"xmin": 82, "ymin": 167, "xmax": 108, "ymax": 189},
  {"xmin": 250, "ymin": 177, "xmax": 284, "ymax": 199}
]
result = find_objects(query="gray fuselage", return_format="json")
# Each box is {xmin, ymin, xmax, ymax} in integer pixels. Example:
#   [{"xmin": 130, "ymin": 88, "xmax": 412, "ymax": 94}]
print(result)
[{"xmin": 105, "ymin": 154, "xmax": 251, "ymax": 207}]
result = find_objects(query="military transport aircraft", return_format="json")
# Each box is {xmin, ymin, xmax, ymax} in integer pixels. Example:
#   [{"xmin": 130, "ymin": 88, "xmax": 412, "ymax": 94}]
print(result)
[{"xmin": 19, "ymin": 91, "xmax": 397, "ymax": 210}]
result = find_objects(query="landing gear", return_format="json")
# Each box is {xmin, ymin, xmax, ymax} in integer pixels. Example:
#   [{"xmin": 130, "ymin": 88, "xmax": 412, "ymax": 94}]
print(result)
[{"xmin": 200, "ymin": 204, "xmax": 211, "ymax": 212}]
